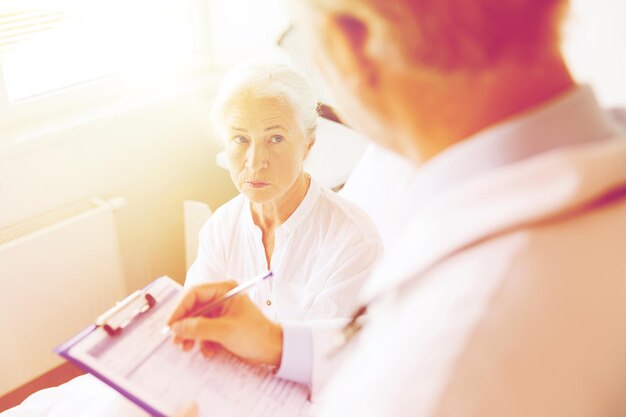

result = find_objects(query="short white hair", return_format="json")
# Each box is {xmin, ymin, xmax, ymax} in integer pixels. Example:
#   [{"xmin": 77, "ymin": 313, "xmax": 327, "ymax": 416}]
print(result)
[{"xmin": 211, "ymin": 59, "xmax": 319, "ymax": 140}]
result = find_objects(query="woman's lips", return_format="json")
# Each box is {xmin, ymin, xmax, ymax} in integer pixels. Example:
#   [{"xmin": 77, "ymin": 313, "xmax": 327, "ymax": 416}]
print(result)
[{"xmin": 245, "ymin": 181, "xmax": 270, "ymax": 188}]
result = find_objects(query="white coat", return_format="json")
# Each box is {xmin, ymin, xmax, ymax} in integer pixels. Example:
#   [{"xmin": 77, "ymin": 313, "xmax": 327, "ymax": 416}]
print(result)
[{"xmin": 313, "ymin": 132, "xmax": 626, "ymax": 415}]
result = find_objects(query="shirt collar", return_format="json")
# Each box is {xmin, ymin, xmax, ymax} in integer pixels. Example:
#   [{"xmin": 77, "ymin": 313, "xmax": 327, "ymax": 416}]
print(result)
[
  {"xmin": 411, "ymin": 85, "xmax": 620, "ymax": 203},
  {"xmin": 244, "ymin": 175, "xmax": 321, "ymax": 235},
  {"xmin": 279, "ymin": 175, "xmax": 321, "ymax": 234}
]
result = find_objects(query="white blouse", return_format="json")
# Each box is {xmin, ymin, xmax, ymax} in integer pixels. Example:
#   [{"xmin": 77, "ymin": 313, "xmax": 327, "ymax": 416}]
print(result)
[{"xmin": 185, "ymin": 178, "xmax": 382, "ymax": 321}]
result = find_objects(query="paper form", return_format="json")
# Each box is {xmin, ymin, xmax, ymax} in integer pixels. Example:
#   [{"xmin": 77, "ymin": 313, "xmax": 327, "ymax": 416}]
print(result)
[{"xmin": 62, "ymin": 277, "xmax": 311, "ymax": 417}]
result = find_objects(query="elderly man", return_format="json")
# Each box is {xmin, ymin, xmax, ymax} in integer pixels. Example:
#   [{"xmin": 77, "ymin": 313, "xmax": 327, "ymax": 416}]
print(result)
[{"xmin": 170, "ymin": 0, "xmax": 626, "ymax": 415}]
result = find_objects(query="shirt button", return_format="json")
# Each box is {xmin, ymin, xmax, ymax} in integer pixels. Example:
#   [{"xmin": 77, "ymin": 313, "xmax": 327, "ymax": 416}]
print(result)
[{"xmin": 266, "ymin": 299, "xmax": 272, "ymax": 306}]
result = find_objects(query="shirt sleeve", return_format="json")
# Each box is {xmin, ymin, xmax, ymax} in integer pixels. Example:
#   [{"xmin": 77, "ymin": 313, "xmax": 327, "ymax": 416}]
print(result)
[
  {"xmin": 275, "ymin": 318, "xmax": 349, "ymax": 398},
  {"xmin": 184, "ymin": 217, "xmax": 227, "ymax": 288},
  {"xmin": 275, "ymin": 321, "xmax": 314, "ymax": 385}
]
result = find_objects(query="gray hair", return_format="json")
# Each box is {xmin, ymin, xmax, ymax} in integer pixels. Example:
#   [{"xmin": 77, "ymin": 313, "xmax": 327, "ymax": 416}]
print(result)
[{"xmin": 211, "ymin": 60, "xmax": 319, "ymax": 140}]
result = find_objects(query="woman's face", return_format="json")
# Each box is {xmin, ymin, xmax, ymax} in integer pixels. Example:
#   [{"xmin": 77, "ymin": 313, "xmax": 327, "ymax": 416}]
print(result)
[{"xmin": 223, "ymin": 93, "xmax": 313, "ymax": 204}]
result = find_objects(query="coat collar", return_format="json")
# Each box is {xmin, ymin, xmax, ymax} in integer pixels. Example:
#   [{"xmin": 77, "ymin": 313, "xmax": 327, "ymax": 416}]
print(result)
[
  {"xmin": 361, "ymin": 87, "xmax": 626, "ymax": 301},
  {"xmin": 409, "ymin": 86, "xmax": 620, "ymax": 205}
]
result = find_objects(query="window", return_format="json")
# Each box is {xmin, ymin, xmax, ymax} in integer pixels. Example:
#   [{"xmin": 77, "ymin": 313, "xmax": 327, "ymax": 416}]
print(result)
[{"xmin": 0, "ymin": 0, "xmax": 206, "ymax": 102}]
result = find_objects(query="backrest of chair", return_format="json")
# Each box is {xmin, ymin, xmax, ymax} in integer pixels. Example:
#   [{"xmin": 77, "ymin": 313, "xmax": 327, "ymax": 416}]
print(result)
[{"xmin": 183, "ymin": 200, "xmax": 212, "ymax": 270}]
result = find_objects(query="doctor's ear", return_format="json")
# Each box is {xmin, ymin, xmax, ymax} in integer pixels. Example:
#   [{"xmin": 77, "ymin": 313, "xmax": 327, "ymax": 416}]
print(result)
[{"xmin": 322, "ymin": 11, "xmax": 381, "ymax": 88}]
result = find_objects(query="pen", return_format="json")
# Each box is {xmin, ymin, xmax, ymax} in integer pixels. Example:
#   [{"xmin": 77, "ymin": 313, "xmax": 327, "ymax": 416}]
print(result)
[{"xmin": 163, "ymin": 271, "xmax": 273, "ymax": 335}]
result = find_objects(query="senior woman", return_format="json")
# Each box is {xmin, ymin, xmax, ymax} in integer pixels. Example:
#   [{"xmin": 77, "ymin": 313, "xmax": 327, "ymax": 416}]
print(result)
[{"xmin": 185, "ymin": 61, "xmax": 382, "ymax": 321}]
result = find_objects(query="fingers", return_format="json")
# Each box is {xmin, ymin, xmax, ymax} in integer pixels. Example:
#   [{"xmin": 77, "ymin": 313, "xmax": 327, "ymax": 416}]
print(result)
[
  {"xmin": 201, "ymin": 341, "xmax": 221, "ymax": 358},
  {"xmin": 173, "ymin": 334, "xmax": 195, "ymax": 351},
  {"xmin": 167, "ymin": 290, "xmax": 199, "ymax": 326},
  {"xmin": 167, "ymin": 281, "xmax": 237, "ymax": 326},
  {"xmin": 168, "ymin": 288, "xmax": 205, "ymax": 326},
  {"xmin": 174, "ymin": 401, "xmax": 198, "ymax": 417},
  {"xmin": 182, "ymin": 339, "xmax": 195, "ymax": 352},
  {"xmin": 171, "ymin": 316, "xmax": 228, "ymax": 343},
  {"xmin": 173, "ymin": 336, "xmax": 218, "ymax": 356}
]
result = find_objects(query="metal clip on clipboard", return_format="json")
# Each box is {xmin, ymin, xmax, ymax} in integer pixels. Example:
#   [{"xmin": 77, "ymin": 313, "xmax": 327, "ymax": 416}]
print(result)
[{"xmin": 95, "ymin": 290, "xmax": 157, "ymax": 336}]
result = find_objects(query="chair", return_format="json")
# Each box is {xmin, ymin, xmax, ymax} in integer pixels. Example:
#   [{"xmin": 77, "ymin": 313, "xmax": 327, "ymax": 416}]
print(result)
[{"xmin": 183, "ymin": 200, "xmax": 213, "ymax": 271}]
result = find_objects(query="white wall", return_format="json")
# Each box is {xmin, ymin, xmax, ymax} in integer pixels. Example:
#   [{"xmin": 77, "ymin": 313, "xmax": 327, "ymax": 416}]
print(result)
[
  {"xmin": 563, "ymin": 0, "xmax": 626, "ymax": 107},
  {"xmin": 0, "ymin": 86, "xmax": 238, "ymax": 291},
  {"xmin": 0, "ymin": 0, "xmax": 290, "ymax": 295}
]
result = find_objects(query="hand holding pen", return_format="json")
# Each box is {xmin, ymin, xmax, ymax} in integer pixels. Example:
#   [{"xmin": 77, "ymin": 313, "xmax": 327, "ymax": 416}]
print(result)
[{"xmin": 166, "ymin": 272, "xmax": 283, "ymax": 366}]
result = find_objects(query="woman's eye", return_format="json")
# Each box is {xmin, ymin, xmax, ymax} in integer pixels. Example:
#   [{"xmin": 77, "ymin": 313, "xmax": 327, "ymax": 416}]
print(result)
[
  {"xmin": 270, "ymin": 135, "xmax": 284, "ymax": 144},
  {"xmin": 233, "ymin": 136, "xmax": 248, "ymax": 144}
]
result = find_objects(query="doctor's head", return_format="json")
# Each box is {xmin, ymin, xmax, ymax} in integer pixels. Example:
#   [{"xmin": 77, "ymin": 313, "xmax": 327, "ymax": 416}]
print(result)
[
  {"xmin": 211, "ymin": 61, "xmax": 318, "ymax": 204},
  {"xmin": 291, "ymin": 0, "xmax": 570, "ymax": 162}
]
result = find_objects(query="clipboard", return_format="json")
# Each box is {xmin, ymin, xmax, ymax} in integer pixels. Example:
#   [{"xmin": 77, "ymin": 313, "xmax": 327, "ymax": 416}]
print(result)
[{"xmin": 55, "ymin": 276, "xmax": 311, "ymax": 417}]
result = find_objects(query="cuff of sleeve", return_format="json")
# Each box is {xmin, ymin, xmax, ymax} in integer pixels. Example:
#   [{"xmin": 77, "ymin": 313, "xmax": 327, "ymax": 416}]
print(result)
[{"xmin": 275, "ymin": 321, "xmax": 313, "ymax": 386}]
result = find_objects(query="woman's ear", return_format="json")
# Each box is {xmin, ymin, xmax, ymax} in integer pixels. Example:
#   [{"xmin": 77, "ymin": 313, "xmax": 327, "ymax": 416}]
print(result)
[{"xmin": 304, "ymin": 136, "xmax": 316, "ymax": 160}]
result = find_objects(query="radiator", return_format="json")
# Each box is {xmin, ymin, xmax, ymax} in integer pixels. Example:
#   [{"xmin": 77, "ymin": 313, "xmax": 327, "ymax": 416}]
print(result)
[{"xmin": 0, "ymin": 197, "xmax": 127, "ymax": 394}]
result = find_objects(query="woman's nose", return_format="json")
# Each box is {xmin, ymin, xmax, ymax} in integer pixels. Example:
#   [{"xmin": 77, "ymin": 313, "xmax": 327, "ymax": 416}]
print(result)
[{"xmin": 245, "ymin": 143, "xmax": 268, "ymax": 170}]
